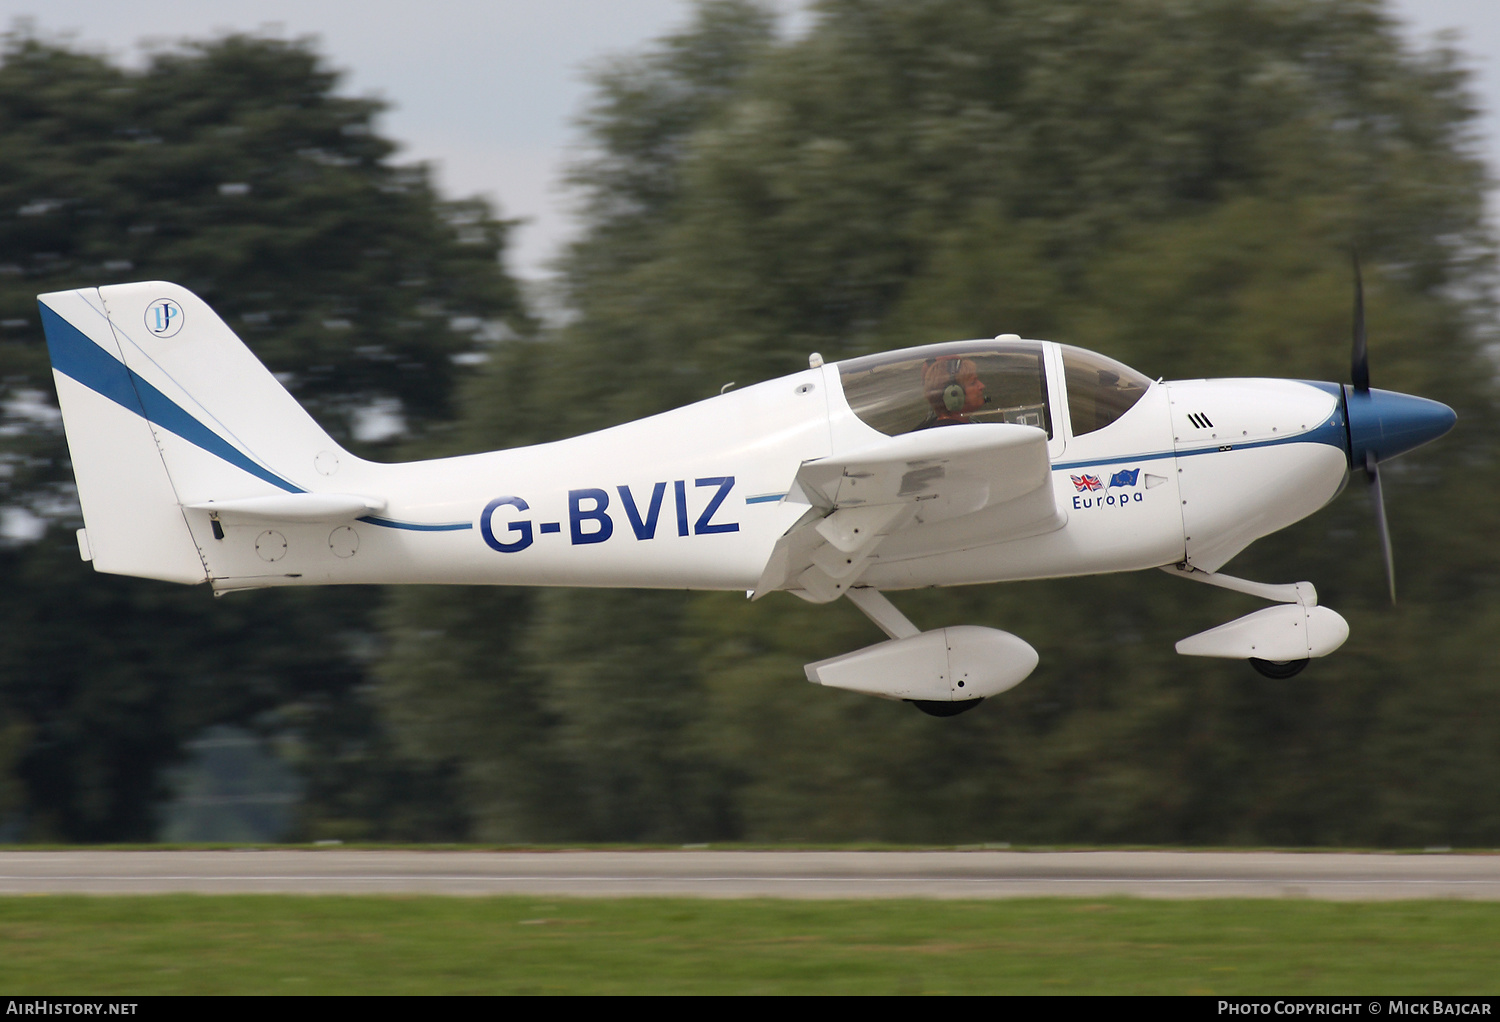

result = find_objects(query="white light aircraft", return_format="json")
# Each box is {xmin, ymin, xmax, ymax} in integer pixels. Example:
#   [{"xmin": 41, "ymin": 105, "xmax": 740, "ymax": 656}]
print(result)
[{"xmin": 38, "ymin": 277, "xmax": 1454, "ymax": 716}]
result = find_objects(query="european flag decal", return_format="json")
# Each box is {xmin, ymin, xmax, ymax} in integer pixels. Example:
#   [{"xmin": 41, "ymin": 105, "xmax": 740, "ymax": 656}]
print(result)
[{"xmin": 1109, "ymin": 468, "xmax": 1140, "ymax": 488}]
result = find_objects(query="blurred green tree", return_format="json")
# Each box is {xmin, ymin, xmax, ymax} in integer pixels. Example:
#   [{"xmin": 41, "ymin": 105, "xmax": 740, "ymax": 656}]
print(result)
[
  {"xmin": 379, "ymin": 0, "xmax": 1499, "ymax": 844},
  {"xmin": 0, "ymin": 30, "xmax": 527, "ymax": 840}
]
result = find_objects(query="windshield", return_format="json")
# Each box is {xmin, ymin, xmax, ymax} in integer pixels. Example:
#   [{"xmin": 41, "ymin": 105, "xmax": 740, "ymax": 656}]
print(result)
[
  {"xmin": 838, "ymin": 339, "xmax": 1051, "ymax": 438},
  {"xmin": 1060, "ymin": 344, "xmax": 1151, "ymax": 436}
]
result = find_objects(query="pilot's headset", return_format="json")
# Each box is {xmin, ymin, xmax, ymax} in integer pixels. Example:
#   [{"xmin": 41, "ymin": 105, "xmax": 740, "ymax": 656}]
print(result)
[
  {"xmin": 918, "ymin": 354, "xmax": 966, "ymax": 411},
  {"xmin": 939, "ymin": 359, "xmax": 967, "ymax": 413},
  {"xmin": 923, "ymin": 357, "xmax": 972, "ymax": 413}
]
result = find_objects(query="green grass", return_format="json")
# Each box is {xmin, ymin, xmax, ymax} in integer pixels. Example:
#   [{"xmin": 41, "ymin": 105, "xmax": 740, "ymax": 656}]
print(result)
[{"xmin": 1, "ymin": 896, "xmax": 1497, "ymax": 994}]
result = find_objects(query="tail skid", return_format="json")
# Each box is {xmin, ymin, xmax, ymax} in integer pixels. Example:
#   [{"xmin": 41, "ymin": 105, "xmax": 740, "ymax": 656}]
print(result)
[{"xmin": 41, "ymin": 282, "xmax": 372, "ymax": 586}]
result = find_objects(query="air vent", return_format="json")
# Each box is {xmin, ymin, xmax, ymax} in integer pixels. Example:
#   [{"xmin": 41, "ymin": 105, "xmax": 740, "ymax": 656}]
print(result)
[{"xmin": 1187, "ymin": 412, "xmax": 1214, "ymax": 429}]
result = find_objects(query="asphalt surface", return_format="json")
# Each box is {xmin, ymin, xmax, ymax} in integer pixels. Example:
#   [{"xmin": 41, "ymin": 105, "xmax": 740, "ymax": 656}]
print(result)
[{"xmin": 1, "ymin": 850, "xmax": 1497, "ymax": 899}]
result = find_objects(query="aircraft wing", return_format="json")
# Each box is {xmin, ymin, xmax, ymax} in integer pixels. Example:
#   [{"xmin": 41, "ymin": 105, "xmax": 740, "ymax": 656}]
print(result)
[{"xmin": 754, "ymin": 423, "xmax": 1061, "ymax": 601}]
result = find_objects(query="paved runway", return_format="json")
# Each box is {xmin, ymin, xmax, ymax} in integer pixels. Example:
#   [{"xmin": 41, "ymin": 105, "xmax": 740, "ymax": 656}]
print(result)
[{"xmin": 1, "ymin": 849, "xmax": 1498, "ymax": 899}]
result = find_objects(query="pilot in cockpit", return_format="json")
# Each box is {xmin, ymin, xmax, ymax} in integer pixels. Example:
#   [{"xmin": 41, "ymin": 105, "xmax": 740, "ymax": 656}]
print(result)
[{"xmin": 917, "ymin": 356, "xmax": 989, "ymax": 429}]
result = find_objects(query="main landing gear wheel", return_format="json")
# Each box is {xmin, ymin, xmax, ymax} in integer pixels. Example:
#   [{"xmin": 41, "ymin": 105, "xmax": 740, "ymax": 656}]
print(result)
[
  {"xmin": 908, "ymin": 698, "xmax": 984, "ymax": 717},
  {"xmin": 1249, "ymin": 658, "xmax": 1308, "ymax": 679}
]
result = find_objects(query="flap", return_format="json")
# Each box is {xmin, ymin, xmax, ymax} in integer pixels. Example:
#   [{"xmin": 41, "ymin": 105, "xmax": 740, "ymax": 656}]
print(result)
[
  {"xmin": 790, "ymin": 423, "xmax": 1050, "ymax": 514},
  {"xmin": 755, "ymin": 423, "xmax": 1060, "ymax": 601}
]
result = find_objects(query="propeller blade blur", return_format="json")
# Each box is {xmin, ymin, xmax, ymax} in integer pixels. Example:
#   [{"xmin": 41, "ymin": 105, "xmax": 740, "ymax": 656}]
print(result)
[
  {"xmin": 1352, "ymin": 252, "xmax": 1370, "ymax": 393},
  {"xmin": 1365, "ymin": 449, "xmax": 1396, "ymax": 604}
]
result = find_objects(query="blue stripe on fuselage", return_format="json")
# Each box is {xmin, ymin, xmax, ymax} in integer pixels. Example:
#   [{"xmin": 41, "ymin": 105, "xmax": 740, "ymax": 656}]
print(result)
[
  {"xmin": 1051, "ymin": 402, "xmax": 1347, "ymax": 473},
  {"xmin": 357, "ymin": 516, "xmax": 473, "ymax": 532}
]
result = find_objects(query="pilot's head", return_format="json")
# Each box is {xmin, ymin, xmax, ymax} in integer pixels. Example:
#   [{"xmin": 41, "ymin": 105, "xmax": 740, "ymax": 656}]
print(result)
[{"xmin": 922, "ymin": 357, "xmax": 986, "ymax": 417}]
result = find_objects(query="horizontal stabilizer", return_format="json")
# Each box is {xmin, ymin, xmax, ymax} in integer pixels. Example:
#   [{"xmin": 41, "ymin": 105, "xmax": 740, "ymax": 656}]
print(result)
[{"xmin": 185, "ymin": 493, "xmax": 386, "ymax": 523}]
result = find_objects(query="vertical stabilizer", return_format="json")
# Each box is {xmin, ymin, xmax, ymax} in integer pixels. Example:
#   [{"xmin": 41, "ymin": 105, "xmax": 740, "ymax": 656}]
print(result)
[
  {"xmin": 39, "ymin": 281, "xmax": 354, "ymax": 585},
  {"xmin": 40, "ymin": 287, "xmax": 206, "ymax": 583}
]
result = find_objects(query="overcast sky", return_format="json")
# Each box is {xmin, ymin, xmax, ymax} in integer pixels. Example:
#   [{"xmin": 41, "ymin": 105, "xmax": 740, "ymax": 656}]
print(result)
[{"xmin": 1, "ymin": 0, "xmax": 1494, "ymax": 279}]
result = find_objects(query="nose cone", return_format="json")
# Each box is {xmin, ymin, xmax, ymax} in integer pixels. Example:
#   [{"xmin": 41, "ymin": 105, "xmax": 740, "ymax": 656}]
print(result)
[{"xmin": 1346, "ymin": 386, "xmax": 1456, "ymax": 466}]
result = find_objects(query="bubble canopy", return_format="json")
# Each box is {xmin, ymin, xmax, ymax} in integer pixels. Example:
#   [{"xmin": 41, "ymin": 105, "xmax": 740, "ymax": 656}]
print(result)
[
  {"xmin": 1058, "ymin": 343, "xmax": 1152, "ymax": 437},
  {"xmin": 837, "ymin": 339, "xmax": 1151, "ymax": 439}
]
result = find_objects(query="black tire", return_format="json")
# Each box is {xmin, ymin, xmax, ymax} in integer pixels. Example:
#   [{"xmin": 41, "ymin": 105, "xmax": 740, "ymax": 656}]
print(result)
[
  {"xmin": 908, "ymin": 698, "xmax": 984, "ymax": 717},
  {"xmin": 1249, "ymin": 658, "xmax": 1308, "ymax": 679}
]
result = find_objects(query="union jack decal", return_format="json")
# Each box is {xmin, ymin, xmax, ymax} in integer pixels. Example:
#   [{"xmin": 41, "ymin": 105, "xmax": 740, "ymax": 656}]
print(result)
[{"xmin": 1071, "ymin": 473, "xmax": 1103, "ymax": 492}]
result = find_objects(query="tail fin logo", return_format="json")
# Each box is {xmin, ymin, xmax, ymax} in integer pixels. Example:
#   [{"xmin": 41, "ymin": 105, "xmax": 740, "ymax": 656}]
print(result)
[{"xmin": 145, "ymin": 298, "xmax": 185, "ymax": 338}]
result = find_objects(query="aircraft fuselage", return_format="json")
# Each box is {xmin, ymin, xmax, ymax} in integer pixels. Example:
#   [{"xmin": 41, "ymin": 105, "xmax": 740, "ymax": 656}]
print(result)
[{"xmin": 176, "ymin": 352, "xmax": 1354, "ymax": 594}]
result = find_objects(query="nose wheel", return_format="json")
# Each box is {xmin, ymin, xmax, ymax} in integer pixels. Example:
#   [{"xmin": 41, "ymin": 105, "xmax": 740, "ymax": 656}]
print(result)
[{"xmin": 1249, "ymin": 658, "xmax": 1308, "ymax": 679}]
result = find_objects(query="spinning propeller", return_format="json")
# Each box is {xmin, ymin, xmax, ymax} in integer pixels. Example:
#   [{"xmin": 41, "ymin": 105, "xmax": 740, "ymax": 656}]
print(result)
[{"xmin": 1341, "ymin": 253, "xmax": 1455, "ymax": 604}]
